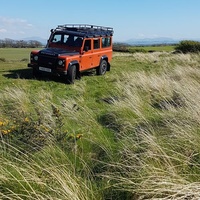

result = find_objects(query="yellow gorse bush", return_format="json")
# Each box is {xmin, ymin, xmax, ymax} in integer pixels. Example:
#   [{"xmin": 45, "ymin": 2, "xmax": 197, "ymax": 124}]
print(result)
[
  {"xmin": 0, "ymin": 119, "xmax": 8, "ymax": 126},
  {"xmin": 0, "ymin": 119, "xmax": 11, "ymax": 135},
  {"xmin": 0, "ymin": 103, "xmax": 82, "ymax": 152},
  {"xmin": 1, "ymin": 129, "xmax": 11, "ymax": 135}
]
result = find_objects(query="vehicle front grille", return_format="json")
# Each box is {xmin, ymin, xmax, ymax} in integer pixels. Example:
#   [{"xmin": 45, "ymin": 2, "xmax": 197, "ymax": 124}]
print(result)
[{"xmin": 38, "ymin": 55, "xmax": 57, "ymax": 68}]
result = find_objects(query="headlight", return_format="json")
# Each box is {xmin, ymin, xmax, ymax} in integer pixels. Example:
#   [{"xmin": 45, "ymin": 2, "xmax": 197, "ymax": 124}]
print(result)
[
  {"xmin": 58, "ymin": 60, "xmax": 65, "ymax": 66},
  {"xmin": 34, "ymin": 55, "xmax": 38, "ymax": 61},
  {"xmin": 58, "ymin": 60, "xmax": 63, "ymax": 65}
]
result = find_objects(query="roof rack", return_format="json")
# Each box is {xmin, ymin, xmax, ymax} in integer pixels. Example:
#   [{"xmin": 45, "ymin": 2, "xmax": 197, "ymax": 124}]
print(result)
[{"xmin": 54, "ymin": 24, "xmax": 114, "ymax": 37}]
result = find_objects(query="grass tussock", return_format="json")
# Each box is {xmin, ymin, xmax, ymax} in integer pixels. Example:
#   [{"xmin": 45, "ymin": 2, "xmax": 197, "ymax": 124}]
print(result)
[
  {"xmin": 0, "ymin": 57, "xmax": 6, "ymax": 62},
  {"xmin": 1, "ymin": 50, "xmax": 200, "ymax": 199}
]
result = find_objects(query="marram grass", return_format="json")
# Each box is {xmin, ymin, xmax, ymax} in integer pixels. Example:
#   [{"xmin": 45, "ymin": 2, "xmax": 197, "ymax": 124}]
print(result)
[{"xmin": 1, "ymin": 50, "xmax": 200, "ymax": 199}]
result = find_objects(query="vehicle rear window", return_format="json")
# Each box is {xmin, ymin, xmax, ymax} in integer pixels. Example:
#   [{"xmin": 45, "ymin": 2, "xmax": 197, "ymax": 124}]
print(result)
[{"xmin": 102, "ymin": 37, "xmax": 111, "ymax": 48}]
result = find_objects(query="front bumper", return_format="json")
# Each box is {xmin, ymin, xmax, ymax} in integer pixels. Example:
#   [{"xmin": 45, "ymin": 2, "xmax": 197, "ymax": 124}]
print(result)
[{"xmin": 27, "ymin": 63, "xmax": 68, "ymax": 76}]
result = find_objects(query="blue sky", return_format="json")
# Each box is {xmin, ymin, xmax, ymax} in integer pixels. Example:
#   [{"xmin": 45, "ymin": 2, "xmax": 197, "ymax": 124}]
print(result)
[{"xmin": 0, "ymin": 0, "xmax": 200, "ymax": 42}]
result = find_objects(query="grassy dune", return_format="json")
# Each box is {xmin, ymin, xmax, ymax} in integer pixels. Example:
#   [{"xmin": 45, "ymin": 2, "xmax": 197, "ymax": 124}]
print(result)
[{"xmin": 1, "ymin": 48, "xmax": 200, "ymax": 199}]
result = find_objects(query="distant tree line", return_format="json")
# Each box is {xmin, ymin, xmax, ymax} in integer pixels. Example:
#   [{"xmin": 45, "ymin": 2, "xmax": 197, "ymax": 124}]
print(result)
[
  {"xmin": 0, "ymin": 38, "xmax": 43, "ymax": 48},
  {"xmin": 113, "ymin": 42, "xmax": 147, "ymax": 53}
]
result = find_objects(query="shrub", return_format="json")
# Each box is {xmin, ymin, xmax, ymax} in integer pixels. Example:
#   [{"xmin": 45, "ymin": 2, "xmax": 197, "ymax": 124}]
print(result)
[
  {"xmin": 113, "ymin": 43, "xmax": 130, "ymax": 52},
  {"xmin": 175, "ymin": 40, "xmax": 200, "ymax": 53},
  {"xmin": 0, "ymin": 57, "xmax": 6, "ymax": 62},
  {"xmin": 20, "ymin": 58, "xmax": 29, "ymax": 62}
]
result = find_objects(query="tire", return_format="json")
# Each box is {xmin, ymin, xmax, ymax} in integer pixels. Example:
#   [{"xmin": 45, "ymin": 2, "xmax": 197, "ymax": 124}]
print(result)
[
  {"xmin": 96, "ymin": 60, "xmax": 107, "ymax": 75},
  {"xmin": 67, "ymin": 65, "xmax": 76, "ymax": 84}
]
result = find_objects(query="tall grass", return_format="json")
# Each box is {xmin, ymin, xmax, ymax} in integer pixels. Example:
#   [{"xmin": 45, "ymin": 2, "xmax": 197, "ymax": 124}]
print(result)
[
  {"xmin": 0, "ymin": 85, "xmax": 113, "ymax": 199},
  {"xmin": 1, "ymin": 143, "xmax": 97, "ymax": 200},
  {"xmin": 100, "ymin": 53, "xmax": 200, "ymax": 199},
  {"xmin": 1, "ymin": 51, "xmax": 200, "ymax": 199}
]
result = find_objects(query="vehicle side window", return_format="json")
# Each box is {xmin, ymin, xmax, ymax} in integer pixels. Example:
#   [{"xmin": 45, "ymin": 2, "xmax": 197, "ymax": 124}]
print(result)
[
  {"xmin": 93, "ymin": 38, "xmax": 100, "ymax": 49},
  {"xmin": 102, "ymin": 37, "xmax": 111, "ymax": 48},
  {"xmin": 52, "ymin": 34, "xmax": 62, "ymax": 43},
  {"xmin": 84, "ymin": 39, "xmax": 91, "ymax": 51},
  {"xmin": 65, "ymin": 35, "xmax": 74, "ymax": 46},
  {"xmin": 63, "ymin": 35, "xmax": 69, "ymax": 43},
  {"xmin": 74, "ymin": 37, "xmax": 83, "ymax": 47}
]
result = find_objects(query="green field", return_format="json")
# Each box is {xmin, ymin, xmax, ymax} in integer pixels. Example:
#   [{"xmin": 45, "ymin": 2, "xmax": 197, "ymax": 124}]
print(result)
[
  {"xmin": 128, "ymin": 45, "xmax": 176, "ymax": 52},
  {"xmin": 0, "ymin": 48, "xmax": 34, "ymax": 60},
  {"xmin": 1, "ymin": 48, "xmax": 200, "ymax": 199}
]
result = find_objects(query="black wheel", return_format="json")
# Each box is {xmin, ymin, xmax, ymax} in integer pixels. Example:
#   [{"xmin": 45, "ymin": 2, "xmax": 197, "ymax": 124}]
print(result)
[
  {"xmin": 67, "ymin": 65, "xmax": 76, "ymax": 84},
  {"xmin": 96, "ymin": 60, "xmax": 107, "ymax": 75}
]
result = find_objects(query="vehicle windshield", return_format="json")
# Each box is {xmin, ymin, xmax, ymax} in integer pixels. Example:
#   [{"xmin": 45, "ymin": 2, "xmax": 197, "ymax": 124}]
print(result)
[{"xmin": 49, "ymin": 33, "xmax": 83, "ymax": 48}]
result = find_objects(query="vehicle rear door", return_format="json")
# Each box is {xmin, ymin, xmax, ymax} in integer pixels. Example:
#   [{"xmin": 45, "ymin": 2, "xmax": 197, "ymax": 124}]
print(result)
[{"xmin": 92, "ymin": 38, "xmax": 101, "ymax": 67}]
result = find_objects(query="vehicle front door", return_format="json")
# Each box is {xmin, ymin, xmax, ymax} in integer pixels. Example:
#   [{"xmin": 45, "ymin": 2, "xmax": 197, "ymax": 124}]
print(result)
[{"xmin": 80, "ymin": 39, "xmax": 93, "ymax": 70}]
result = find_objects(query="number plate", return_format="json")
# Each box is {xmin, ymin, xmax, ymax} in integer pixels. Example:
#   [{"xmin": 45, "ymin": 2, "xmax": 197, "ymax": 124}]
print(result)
[{"xmin": 39, "ymin": 67, "xmax": 51, "ymax": 73}]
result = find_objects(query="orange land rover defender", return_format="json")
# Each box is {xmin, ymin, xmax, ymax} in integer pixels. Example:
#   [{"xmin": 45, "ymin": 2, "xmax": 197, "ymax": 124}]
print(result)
[{"xmin": 28, "ymin": 24, "xmax": 114, "ymax": 83}]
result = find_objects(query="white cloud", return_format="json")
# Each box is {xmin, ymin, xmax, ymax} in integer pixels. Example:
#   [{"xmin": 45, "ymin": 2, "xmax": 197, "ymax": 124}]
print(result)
[
  {"xmin": 138, "ymin": 33, "xmax": 145, "ymax": 38},
  {"xmin": 0, "ymin": 28, "xmax": 7, "ymax": 33},
  {"xmin": 0, "ymin": 17, "xmax": 30, "ymax": 26},
  {"xmin": 0, "ymin": 16, "xmax": 34, "ymax": 39}
]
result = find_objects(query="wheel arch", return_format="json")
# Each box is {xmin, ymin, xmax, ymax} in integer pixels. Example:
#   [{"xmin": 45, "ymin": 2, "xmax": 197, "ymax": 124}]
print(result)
[
  {"xmin": 99, "ymin": 55, "xmax": 110, "ymax": 71},
  {"xmin": 68, "ymin": 60, "xmax": 80, "ymax": 74}
]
